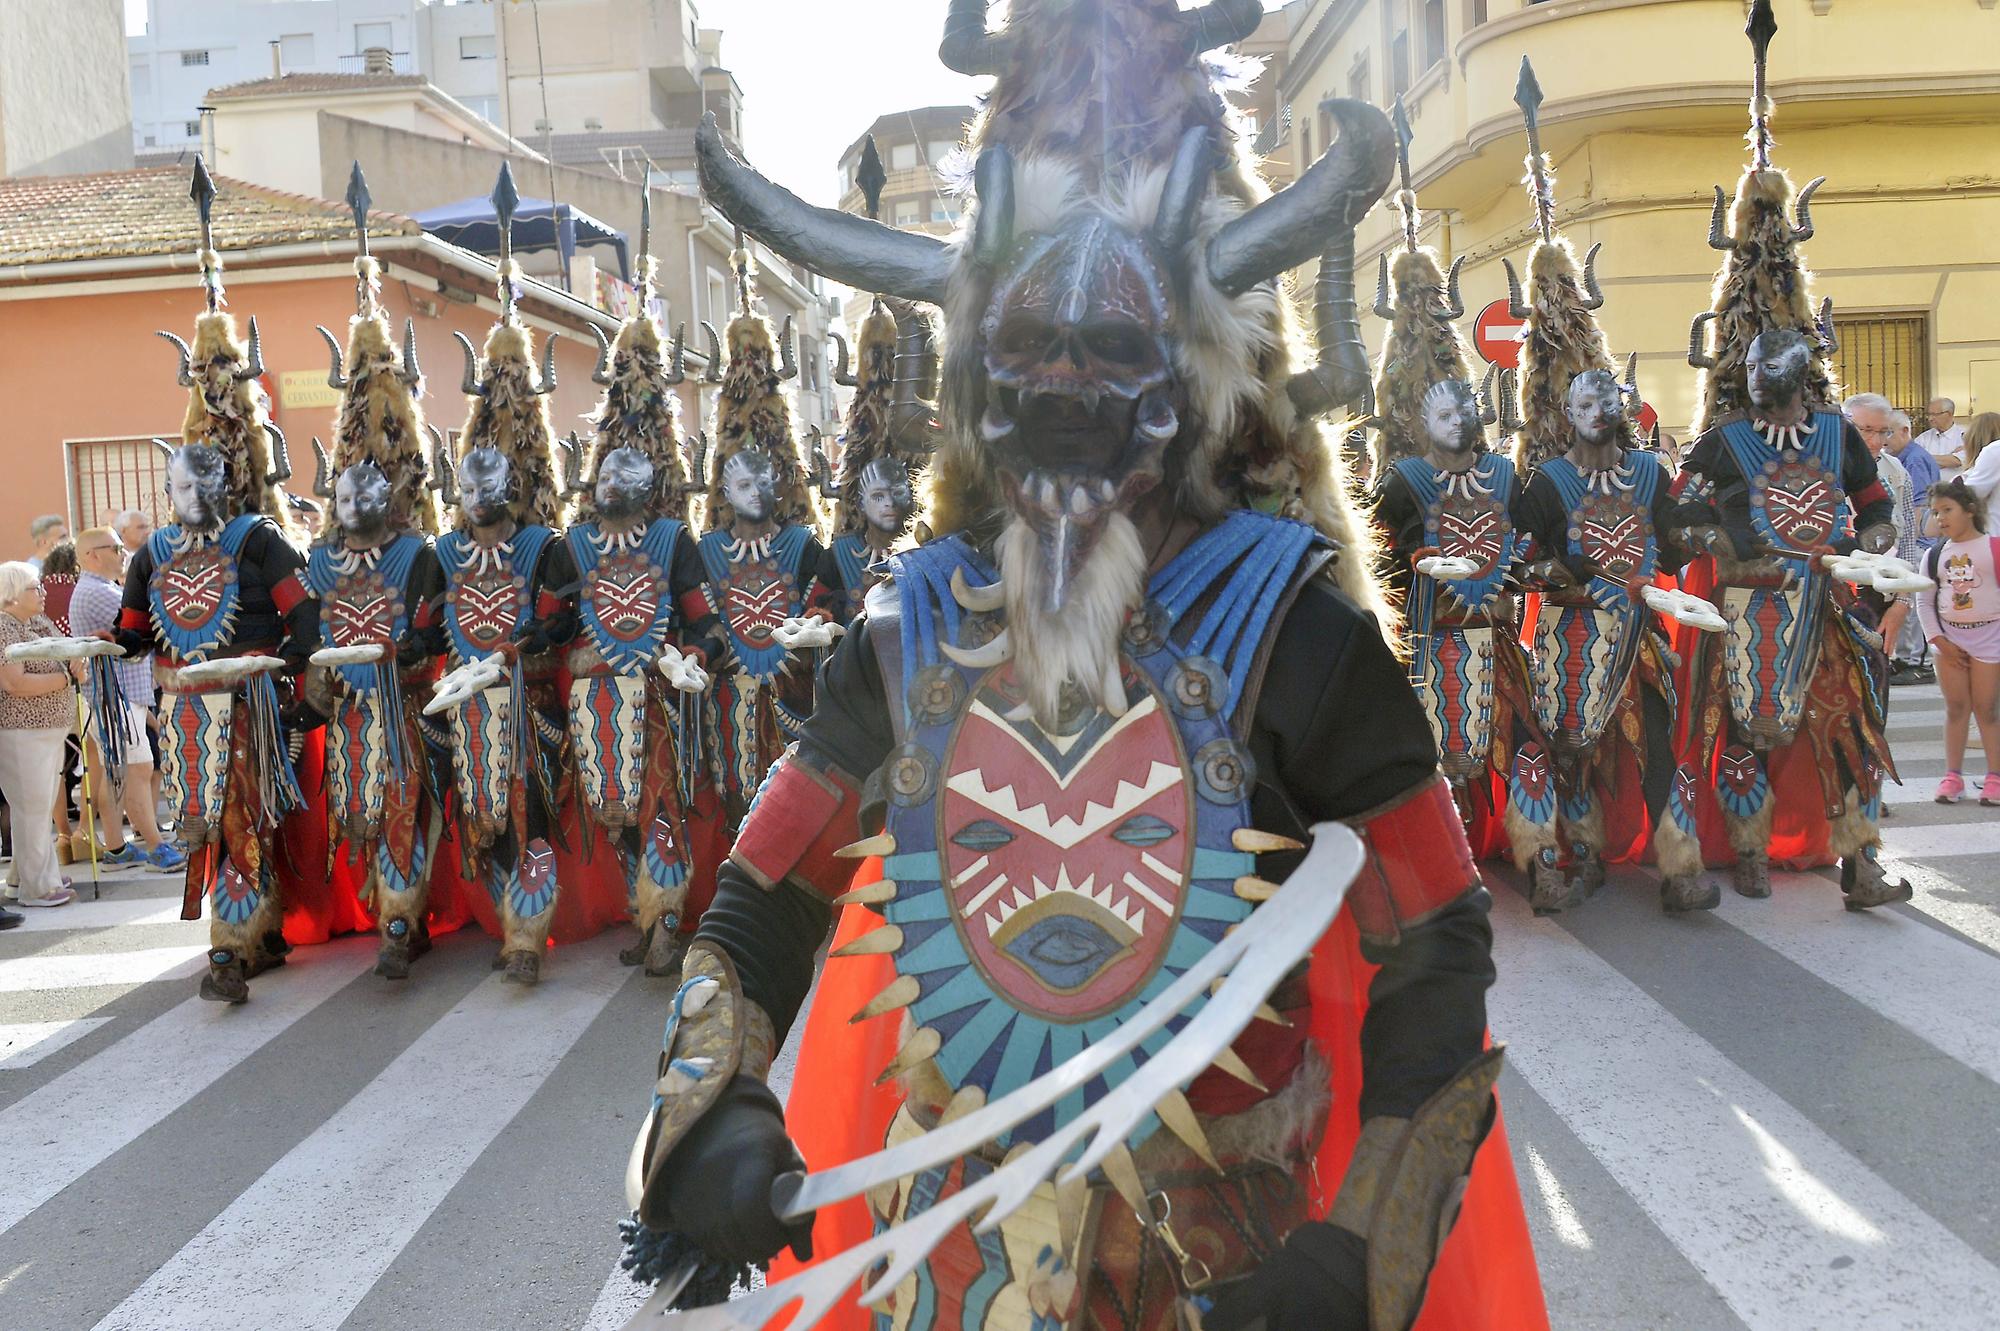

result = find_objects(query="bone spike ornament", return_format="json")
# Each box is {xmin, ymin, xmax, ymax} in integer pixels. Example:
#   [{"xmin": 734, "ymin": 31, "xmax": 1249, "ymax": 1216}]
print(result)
[{"xmin": 622, "ymin": 5, "xmax": 1537, "ymax": 1326}]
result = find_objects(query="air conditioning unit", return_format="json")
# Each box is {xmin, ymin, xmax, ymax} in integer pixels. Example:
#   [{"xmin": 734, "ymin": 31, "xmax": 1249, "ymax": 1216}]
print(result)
[
  {"xmin": 584, "ymin": 117, "xmax": 602, "ymax": 131},
  {"xmin": 534, "ymin": 118, "xmax": 553, "ymax": 133}
]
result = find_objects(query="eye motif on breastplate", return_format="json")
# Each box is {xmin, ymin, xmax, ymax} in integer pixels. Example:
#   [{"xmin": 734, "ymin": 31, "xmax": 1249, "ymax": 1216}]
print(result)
[
  {"xmin": 938, "ymin": 664, "xmax": 1190, "ymax": 1021},
  {"xmin": 451, "ymin": 567, "xmax": 525, "ymax": 652},
  {"xmin": 1572, "ymin": 492, "xmax": 1651, "ymax": 582},
  {"xmin": 1434, "ymin": 493, "xmax": 1507, "ymax": 577},
  {"xmin": 157, "ymin": 546, "xmax": 233, "ymax": 632},
  {"xmin": 324, "ymin": 572, "xmax": 401, "ymax": 648},
  {"xmin": 723, "ymin": 562, "xmax": 790, "ymax": 650},
  {"xmin": 586, "ymin": 552, "xmax": 664, "ymax": 644},
  {"xmin": 1756, "ymin": 456, "xmax": 1840, "ymax": 549}
]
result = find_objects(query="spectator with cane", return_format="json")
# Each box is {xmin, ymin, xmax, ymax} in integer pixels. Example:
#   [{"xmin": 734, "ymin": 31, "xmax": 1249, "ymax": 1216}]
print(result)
[{"xmin": 0, "ymin": 561, "xmax": 75, "ymax": 908}]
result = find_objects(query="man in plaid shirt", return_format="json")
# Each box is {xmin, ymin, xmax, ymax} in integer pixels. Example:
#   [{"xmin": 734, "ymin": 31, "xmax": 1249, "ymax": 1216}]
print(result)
[
  {"xmin": 68, "ymin": 527, "xmax": 183, "ymax": 872},
  {"xmin": 1845, "ymin": 395, "xmax": 1929, "ymax": 684}
]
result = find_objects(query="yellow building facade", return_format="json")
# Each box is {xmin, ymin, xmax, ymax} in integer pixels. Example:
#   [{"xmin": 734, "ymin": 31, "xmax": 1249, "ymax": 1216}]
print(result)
[{"xmin": 1278, "ymin": 0, "xmax": 2000, "ymax": 437}]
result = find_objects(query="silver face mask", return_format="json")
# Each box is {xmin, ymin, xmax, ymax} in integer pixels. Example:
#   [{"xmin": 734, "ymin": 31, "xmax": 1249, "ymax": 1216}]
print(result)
[
  {"xmin": 858, "ymin": 456, "xmax": 914, "ymax": 538},
  {"xmin": 1746, "ymin": 329, "xmax": 1812, "ymax": 413},
  {"xmin": 334, "ymin": 462, "xmax": 393, "ymax": 542},
  {"xmin": 165, "ymin": 445, "xmax": 228, "ymax": 531},
  {"xmin": 1565, "ymin": 370, "xmax": 1627, "ymax": 449},
  {"xmin": 457, "ymin": 447, "xmax": 515, "ymax": 528},
  {"xmin": 721, "ymin": 449, "xmax": 778, "ymax": 526},
  {"xmin": 594, "ymin": 446, "xmax": 656, "ymax": 524},
  {"xmin": 1420, "ymin": 380, "xmax": 1483, "ymax": 457}
]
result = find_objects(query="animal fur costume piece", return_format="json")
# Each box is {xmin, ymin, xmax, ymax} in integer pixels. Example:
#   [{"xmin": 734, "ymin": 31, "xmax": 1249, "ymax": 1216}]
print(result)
[
  {"xmin": 454, "ymin": 269, "xmax": 567, "ymax": 533},
  {"xmin": 707, "ymin": 254, "xmax": 816, "ymax": 532},
  {"xmin": 830, "ymin": 303, "xmax": 902, "ymax": 535},
  {"xmin": 178, "ymin": 309, "xmax": 297, "ymax": 538},
  {"xmin": 1372, "ymin": 245, "xmax": 1474, "ymax": 472},
  {"xmin": 573, "ymin": 257, "xmax": 693, "ymax": 527},
  {"xmin": 320, "ymin": 256, "xmax": 440, "ymax": 539},
  {"xmin": 1510, "ymin": 230, "xmax": 1627, "ymax": 474}
]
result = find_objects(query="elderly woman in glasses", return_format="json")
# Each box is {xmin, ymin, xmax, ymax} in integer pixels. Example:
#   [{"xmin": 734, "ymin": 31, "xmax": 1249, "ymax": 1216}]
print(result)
[{"xmin": 0, "ymin": 560, "xmax": 78, "ymax": 908}]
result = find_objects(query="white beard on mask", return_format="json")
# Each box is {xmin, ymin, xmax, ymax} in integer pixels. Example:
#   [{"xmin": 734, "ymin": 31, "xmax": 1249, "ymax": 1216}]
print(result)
[{"xmin": 994, "ymin": 508, "xmax": 1148, "ymax": 731}]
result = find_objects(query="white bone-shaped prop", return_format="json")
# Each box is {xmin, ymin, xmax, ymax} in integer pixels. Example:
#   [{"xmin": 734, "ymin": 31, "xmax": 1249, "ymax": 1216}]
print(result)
[
  {"xmin": 771, "ymin": 616, "xmax": 844, "ymax": 651},
  {"xmin": 176, "ymin": 654, "xmax": 285, "ymax": 686},
  {"xmin": 1641, "ymin": 586, "xmax": 1727, "ymax": 633},
  {"xmin": 656, "ymin": 645, "xmax": 710, "ymax": 695},
  {"xmin": 620, "ymin": 824, "xmax": 1367, "ymax": 1331},
  {"xmin": 1822, "ymin": 550, "xmax": 1933, "ymax": 594},
  {"xmin": 425, "ymin": 654, "xmax": 507, "ymax": 714},
  {"xmin": 5, "ymin": 636, "xmax": 124, "ymax": 662},
  {"xmin": 1416, "ymin": 555, "xmax": 1482, "ymax": 582},
  {"xmin": 309, "ymin": 643, "xmax": 390, "ymax": 668}
]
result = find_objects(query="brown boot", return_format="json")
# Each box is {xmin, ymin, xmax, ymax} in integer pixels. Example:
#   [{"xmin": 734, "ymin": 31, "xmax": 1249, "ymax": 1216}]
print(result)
[
  {"xmin": 1570, "ymin": 845, "xmax": 1607, "ymax": 898},
  {"xmin": 1841, "ymin": 855, "xmax": 1913, "ymax": 911},
  {"xmin": 1731, "ymin": 851, "xmax": 1771, "ymax": 899},
  {"xmin": 643, "ymin": 922, "xmax": 687, "ymax": 978},
  {"xmin": 375, "ymin": 920, "xmax": 416, "ymax": 980},
  {"xmin": 501, "ymin": 949, "xmax": 541, "ymax": 985},
  {"xmin": 199, "ymin": 949, "xmax": 249, "ymax": 1004},
  {"xmin": 618, "ymin": 920, "xmax": 655, "ymax": 968},
  {"xmin": 1529, "ymin": 849, "xmax": 1580, "ymax": 916},
  {"xmin": 1660, "ymin": 873, "xmax": 1720, "ymax": 915}
]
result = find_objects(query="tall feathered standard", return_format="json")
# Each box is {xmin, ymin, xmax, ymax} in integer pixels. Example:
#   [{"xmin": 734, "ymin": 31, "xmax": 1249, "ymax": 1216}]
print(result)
[
  {"xmin": 830, "ymin": 303, "xmax": 900, "ymax": 536},
  {"xmin": 319, "ymin": 255, "xmax": 439, "ymax": 538},
  {"xmin": 174, "ymin": 311, "xmax": 298, "ymax": 535},
  {"xmin": 1372, "ymin": 251, "xmax": 1473, "ymax": 470},
  {"xmin": 573, "ymin": 264, "xmax": 692, "ymax": 527},
  {"xmin": 707, "ymin": 252, "xmax": 815, "ymax": 530},
  {"xmin": 454, "ymin": 284, "xmax": 567, "ymax": 531}
]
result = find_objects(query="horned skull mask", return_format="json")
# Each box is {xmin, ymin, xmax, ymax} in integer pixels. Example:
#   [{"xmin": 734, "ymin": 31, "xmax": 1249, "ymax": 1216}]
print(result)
[
  {"xmin": 594, "ymin": 445, "xmax": 657, "ymax": 525},
  {"xmin": 334, "ymin": 462, "xmax": 393, "ymax": 543},
  {"xmin": 456, "ymin": 446, "xmax": 517, "ymax": 529},
  {"xmin": 165, "ymin": 445, "xmax": 230, "ymax": 532},
  {"xmin": 1746, "ymin": 329, "xmax": 1813, "ymax": 416},
  {"xmin": 1421, "ymin": 380, "xmax": 1484, "ymax": 458},
  {"xmin": 1565, "ymin": 370, "xmax": 1629, "ymax": 450},
  {"xmin": 858, "ymin": 455, "xmax": 915, "ymax": 540}
]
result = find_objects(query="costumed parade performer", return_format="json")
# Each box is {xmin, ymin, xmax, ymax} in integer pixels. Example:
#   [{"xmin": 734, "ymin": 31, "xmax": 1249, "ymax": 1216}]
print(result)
[
  {"xmin": 301, "ymin": 162, "xmax": 451, "ymax": 980},
  {"xmin": 617, "ymin": 4, "xmax": 1545, "ymax": 1329},
  {"xmin": 562, "ymin": 183, "xmax": 724, "ymax": 977},
  {"xmin": 119, "ymin": 158, "xmax": 320, "ymax": 1004},
  {"xmin": 697, "ymin": 248, "xmax": 826, "ymax": 828},
  {"xmin": 430, "ymin": 163, "xmax": 579, "ymax": 983},
  {"xmin": 1500, "ymin": 61, "xmax": 1711, "ymax": 915},
  {"xmin": 1364, "ymin": 99, "xmax": 1557, "ymax": 879},
  {"xmin": 1671, "ymin": 2, "xmax": 1908, "ymax": 908}
]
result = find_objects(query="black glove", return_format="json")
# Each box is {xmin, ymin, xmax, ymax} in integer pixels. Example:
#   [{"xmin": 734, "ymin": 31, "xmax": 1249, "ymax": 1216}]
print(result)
[
  {"xmin": 1200, "ymin": 1221, "xmax": 1368, "ymax": 1331},
  {"xmin": 645, "ymin": 1074, "xmax": 814, "ymax": 1268}
]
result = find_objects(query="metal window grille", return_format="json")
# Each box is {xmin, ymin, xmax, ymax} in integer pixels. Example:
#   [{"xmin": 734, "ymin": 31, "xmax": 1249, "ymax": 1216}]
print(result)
[
  {"xmin": 66, "ymin": 437, "xmax": 169, "ymax": 531},
  {"xmin": 1830, "ymin": 312, "xmax": 1930, "ymax": 418},
  {"xmin": 180, "ymin": 50, "xmax": 209, "ymax": 67}
]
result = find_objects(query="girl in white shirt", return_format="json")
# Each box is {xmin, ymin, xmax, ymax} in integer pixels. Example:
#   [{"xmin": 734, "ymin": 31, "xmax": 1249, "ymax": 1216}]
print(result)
[{"xmin": 1921, "ymin": 480, "xmax": 2000, "ymax": 804}]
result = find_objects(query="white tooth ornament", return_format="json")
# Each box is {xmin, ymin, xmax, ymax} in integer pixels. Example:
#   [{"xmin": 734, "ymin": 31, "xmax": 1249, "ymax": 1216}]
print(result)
[
  {"xmin": 1210, "ymin": 1045, "xmax": 1268, "ymax": 1092},
  {"xmin": 949, "ymin": 566, "xmax": 1006, "ymax": 612},
  {"xmin": 834, "ymin": 878, "xmax": 899, "ymax": 907},
  {"xmin": 938, "ymin": 1084, "xmax": 987, "ymax": 1126},
  {"xmin": 1101, "ymin": 660, "xmax": 1129, "ymax": 717},
  {"xmin": 980, "ymin": 403, "xmax": 1016, "ymax": 442},
  {"xmin": 1232, "ymin": 829, "xmax": 1306, "ymax": 854},
  {"xmin": 619, "ymin": 824, "xmax": 1365, "ymax": 1331},
  {"xmin": 1233, "ymin": 875, "xmax": 1280, "ymax": 903},
  {"xmin": 657, "ymin": 1056, "xmax": 715, "ymax": 1097},
  {"xmin": 1155, "ymin": 1089, "xmax": 1220, "ymax": 1171},
  {"xmin": 939, "ymin": 628, "xmax": 1012, "ymax": 669},
  {"xmin": 877, "ymin": 1025, "xmax": 943, "ymax": 1086},
  {"xmin": 851, "ymin": 973, "xmax": 921, "ymax": 1023},
  {"xmin": 831, "ymin": 923, "xmax": 905, "ymax": 958},
  {"xmin": 834, "ymin": 832, "xmax": 898, "ymax": 860}
]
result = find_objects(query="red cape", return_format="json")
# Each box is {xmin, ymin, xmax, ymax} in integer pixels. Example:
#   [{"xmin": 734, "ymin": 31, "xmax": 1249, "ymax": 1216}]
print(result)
[{"xmin": 774, "ymin": 864, "xmax": 1548, "ymax": 1331}]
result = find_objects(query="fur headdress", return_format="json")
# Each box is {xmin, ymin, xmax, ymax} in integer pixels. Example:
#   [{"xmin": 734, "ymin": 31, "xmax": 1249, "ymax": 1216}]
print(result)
[
  {"xmin": 573, "ymin": 258, "xmax": 693, "ymax": 527},
  {"xmin": 316, "ymin": 252, "xmax": 440, "ymax": 538},
  {"xmin": 707, "ymin": 251, "xmax": 815, "ymax": 530},
  {"xmin": 454, "ymin": 294, "xmax": 567, "ymax": 532},
  {"xmin": 1503, "ymin": 59, "xmax": 1628, "ymax": 472},
  {"xmin": 830, "ymin": 302, "xmax": 904, "ymax": 536},
  {"xmin": 1690, "ymin": 1, "xmax": 1839, "ymax": 436},
  {"xmin": 156, "ymin": 159, "xmax": 296, "ymax": 536}
]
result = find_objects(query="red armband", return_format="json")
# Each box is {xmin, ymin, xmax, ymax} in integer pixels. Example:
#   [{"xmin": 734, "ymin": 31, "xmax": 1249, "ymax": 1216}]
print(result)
[
  {"xmin": 729, "ymin": 750, "xmax": 863, "ymax": 898},
  {"xmin": 271, "ymin": 573, "xmax": 308, "ymax": 615},
  {"xmin": 411, "ymin": 598, "xmax": 441, "ymax": 630},
  {"xmin": 1342, "ymin": 775, "xmax": 1481, "ymax": 946},
  {"xmin": 678, "ymin": 588, "xmax": 715, "ymax": 622},
  {"xmin": 535, "ymin": 589, "xmax": 563, "ymax": 618},
  {"xmin": 1850, "ymin": 481, "xmax": 1889, "ymax": 513},
  {"xmin": 119, "ymin": 607, "xmax": 150, "ymax": 631}
]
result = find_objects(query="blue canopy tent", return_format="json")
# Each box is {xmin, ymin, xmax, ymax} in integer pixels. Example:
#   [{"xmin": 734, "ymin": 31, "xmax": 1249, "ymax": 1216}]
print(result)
[{"xmin": 413, "ymin": 194, "xmax": 630, "ymax": 284}]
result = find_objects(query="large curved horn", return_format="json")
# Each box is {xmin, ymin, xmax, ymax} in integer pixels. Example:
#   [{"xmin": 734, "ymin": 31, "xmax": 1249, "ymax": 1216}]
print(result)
[
  {"xmin": 560, "ymin": 433, "xmax": 588, "ymax": 495},
  {"xmin": 683, "ymin": 431, "xmax": 711, "ymax": 494},
  {"xmin": 695, "ymin": 113, "xmax": 952, "ymax": 306},
  {"xmin": 1502, "ymin": 258, "xmax": 1529, "ymax": 319},
  {"xmin": 236, "ymin": 317, "xmax": 265, "ymax": 381},
  {"xmin": 453, "ymin": 331, "xmax": 485, "ymax": 396},
  {"xmin": 1706, "ymin": 185, "xmax": 1734, "ymax": 252},
  {"xmin": 536, "ymin": 333, "xmax": 559, "ymax": 395},
  {"xmin": 153, "ymin": 437, "xmax": 177, "ymax": 462},
  {"xmin": 886, "ymin": 297, "xmax": 942, "ymax": 450},
  {"xmin": 830, "ymin": 331, "xmax": 856, "ymax": 388},
  {"xmin": 1153, "ymin": 127, "xmax": 1215, "ymax": 260},
  {"xmin": 1816, "ymin": 296, "xmax": 1839, "ymax": 355},
  {"xmin": 1372, "ymin": 252, "xmax": 1392, "ymax": 319},
  {"xmin": 1688, "ymin": 311, "xmax": 1719, "ymax": 370},
  {"xmin": 310, "ymin": 436, "xmax": 335, "ymax": 498},
  {"xmin": 1792, "ymin": 175, "xmax": 1825, "ymax": 243},
  {"xmin": 400, "ymin": 318, "xmax": 423, "ymax": 387},
  {"xmin": 317, "ymin": 325, "xmax": 349, "ymax": 390},
  {"xmin": 427, "ymin": 424, "xmax": 456, "ymax": 507},
  {"xmin": 1579, "ymin": 241, "xmax": 1605, "ymax": 311},
  {"xmin": 1477, "ymin": 364, "xmax": 1500, "ymax": 426},
  {"xmin": 158, "ymin": 331, "xmax": 194, "ymax": 387},
  {"xmin": 1623, "ymin": 350, "xmax": 1641, "ymax": 405},
  {"xmin": 1207, "ymin": 100, "xmax": 1395, "ymax": 297},
  {"xmin": 663, "ymin": 323, "xmax": 689, "ymax": 387},
  {"xmin": 1287, "ymin": 226, "xmax": 1370, "ymax": 418},
  {"xmin": 940, "ymin": 0, "xmax": 1011, "ymax": 76},
  {"xmin": 776, "ymin": 316, "xmax": 798, "ymax": 382},
  {"xmin": 1176, "ymin": 0, "xmax": 1265, "ymax": 54},
  {"xmin": 1497, "ymin": 367, "xmax": 1524, "ymax": 434},
  {"xmin": 973, "ymin": 145, "xmax": 1015, "ymax": 269},
  {"xmin": 589, "ymin": 323, "xmax": 614, "ymax": 386},
  {"xmin": 700, "ymin": 322, "xmax": 724, "ymax": 385},
  {"xmin": 264, "ymin": 421, "xmax": 292, "ymax": 486},
  {"xmin": 1439, "ymin": 254, "xmax": 1466, "ymax": 319}
]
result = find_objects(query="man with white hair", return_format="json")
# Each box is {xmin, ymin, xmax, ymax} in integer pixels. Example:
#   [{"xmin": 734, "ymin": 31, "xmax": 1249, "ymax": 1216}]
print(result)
[
  {"xmin": 1844, "ymin": 394, "xmax": 1922, "ymax": 681},
  {"xmin": 111, "ymin": 509, "xmax": 154, "ymax": 562},
  {"xmin": 1916, "ymin": 397, "xmax": 1966, "ymax": 480}
]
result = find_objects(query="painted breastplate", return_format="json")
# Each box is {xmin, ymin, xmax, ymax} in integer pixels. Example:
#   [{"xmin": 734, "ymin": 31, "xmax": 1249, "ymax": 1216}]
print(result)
[
  {"xmin": 437, "ymin": 527, "xmax": 553, "ymax": 663},
  {"xmin": 571, "ymin": 519, "xmax": 683, "ymax": 675},
  {"xmin": 698, "ymin": 525, "xmax": 810, "ymax": 683},
  {"xmin": 306, "ymin": 535, "xmax": 422, "ymax": 692},
  {"xmin": 147, "ymin": 515, "xmax": 259, "ymax": 663},
  {"xmin": 1394, "ymin": 454, "xmax": 1522, "ymax": 618},
  {"xmin": 870, "ymin": 513, "xmax": 1321, "ymax": 1147},
  {"xmin": 1720, "ymin": 413, "xmax": 1852, "ymax": 563}
]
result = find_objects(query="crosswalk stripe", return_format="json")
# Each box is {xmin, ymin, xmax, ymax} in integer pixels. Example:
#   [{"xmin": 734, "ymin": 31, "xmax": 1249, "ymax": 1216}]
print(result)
[
  {"xmin": 1880, "ymin": 855, "xmax": 2000, "ymax": 958},
  {"xmin": 0, "ymin": 939, "xmax": 373, "ymax": 1236},
  {"xmin": 92, "ymin": 935, "xmax": 631, "ymax": 1331},
  {"xmin": 1489, "ymin": 886, "xmax": 2000, "ymax": 1327},
  {"xmin": 1880, "ymin": 819, "xmax": 2000, "ymax": 859},
  {"xmin": 6, "ymin": 896, "xmax": 192, "ymax": 933},
  {"xmin": 1713, "ymin": 874, "xmax": 2000, "ymax": 1084},
  {"xmin": 0, "ymin": 945, "xmax": 207, "ymax": 994},
  {"xmin": 0, "ymin": 1018, "xmax": 111, "ymax": 1070},
  {"xmin": 580, "ymin": 1261, "xmax": 651, "ymax": 1331}
]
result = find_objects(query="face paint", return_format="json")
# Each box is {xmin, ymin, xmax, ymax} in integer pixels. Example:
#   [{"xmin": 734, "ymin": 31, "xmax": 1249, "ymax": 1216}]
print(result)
[
  {"xmin": 858, "ymin": 456, "xmax": 914, "ymax": 538},
  {"xmin": 1565, "ymin": 370, "xmax": 1627, "ymax": 449},
  {"xmin": 457, "ymin": 447, "xmax": 514, "ymax": 528},
  {"xmin": 165, "ymin": 445, "xmax": 228, "ymax": 531},
  {"xmin": 334, "ymin": 462, "xmax": 392, "ymax": 542},
  {"xmin": 1746, "ymin": 329, "xmax": 1812, "ymax": 413},
  {"xmin": 594, "ymin": 446, "xmax": 656, "ymax": 523},
  {"xmin": 1421, "ymin": 380, "xmax": 1483, "ymax": 457},
  {"xmin": 722, "ymin": 449, "xmax": 778, "ymax": 526}
]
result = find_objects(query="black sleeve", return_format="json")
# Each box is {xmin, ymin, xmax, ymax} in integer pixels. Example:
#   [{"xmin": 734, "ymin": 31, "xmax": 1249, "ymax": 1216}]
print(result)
[
  {"xmin": 1842, "ymin": 421, "xmax": 1894, "ymax": 536},
  {"xmin": 116, "ymin": 546, "xmax": 156, "ymax": 657},
  {"xmin": 1370, "ymin": 469, "xmax": 1419, "ymax": 605},
  {"xmin": 1511, "ymin": 470, "xmax": 1571, "ymax": 572},
  {"xmin": 1647, "ymin": 456, "xmax": 1689, "ymax": 575},
  {"xmin": 795, "ymin": 614, "xmax": 897, "ymax": 779},
  {"xmin": 811, "ymin": 542, "xmax": 853, "ymax": 624},
  {"xmin": 403, "ymin": 543, "xmax": 448, "ymax": 661},
  {"xmin": 669, "ymin": 528, "xmax": 725, "ymax": 665},
  {"xmin": 1675, "ymin": 428, "xmax": 1757, "ymax": 556},
  {"xmin": 518, "ymin": 534, "xmax": 580, "ymax": 652},
  {"xmin": 249, "ymin": 524, "xmax": 318, "ymax": 668},
  {"xmin": 1253, "ymin": 581, "xmax": 1494, "ymax": 1122}
]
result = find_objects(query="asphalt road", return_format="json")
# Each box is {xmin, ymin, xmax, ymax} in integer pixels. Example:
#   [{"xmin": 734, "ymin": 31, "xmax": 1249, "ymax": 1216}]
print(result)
[{"xmin": 0, "ymin": 679, "xmax": 1993, "ymax": 1330}]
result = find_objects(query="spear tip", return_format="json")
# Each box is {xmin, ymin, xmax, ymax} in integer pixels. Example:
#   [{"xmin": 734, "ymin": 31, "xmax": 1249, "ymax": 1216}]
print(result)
[{"xmin": 1514, "ymin": 55, "xmax": 1543, "ymax": 129}]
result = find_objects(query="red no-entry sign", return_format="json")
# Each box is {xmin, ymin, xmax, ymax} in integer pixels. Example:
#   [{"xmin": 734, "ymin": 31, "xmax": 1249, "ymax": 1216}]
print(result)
[{"xmin": 1473, "ymin": 299, "xmax": 1527, "ymax": 370}]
